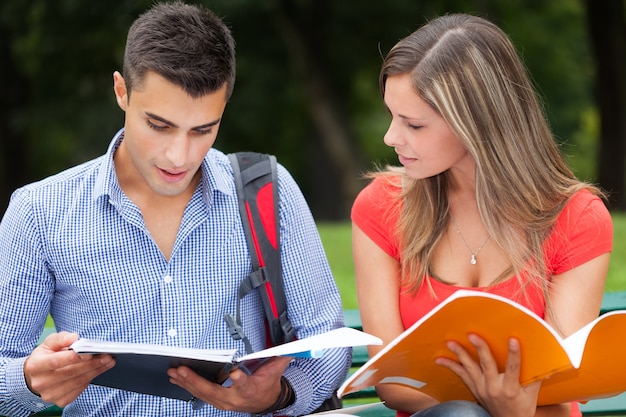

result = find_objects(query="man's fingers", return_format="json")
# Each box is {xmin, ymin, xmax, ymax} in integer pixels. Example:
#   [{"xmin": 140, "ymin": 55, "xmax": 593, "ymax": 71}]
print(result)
[
  {"xmin": 25, "ymin": 334, "xmax": 115, "ymax": 404},
  {"xmin": 168, "ymin": 356, "xmax": 293, "ymax": 414},
  {"xmin": 28, "ymin": 347, "xmax": 100, "ymax": 375},
  {"xmin": 40, "ymin": 331, "xmax": 79, "ymax": 352},
  {"xmin": 39, "ymin": 358, "xmax": 116, "ymax": 406}
]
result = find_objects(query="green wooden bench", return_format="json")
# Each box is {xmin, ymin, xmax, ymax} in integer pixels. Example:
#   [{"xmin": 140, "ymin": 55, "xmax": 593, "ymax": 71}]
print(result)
[
  {"xmin": 26, "ymin": 291, "xmax": 626, "ymax": 416},
  {"xmin": 341, "ymin": 291, "xmax": 626, "ymax": 416}
]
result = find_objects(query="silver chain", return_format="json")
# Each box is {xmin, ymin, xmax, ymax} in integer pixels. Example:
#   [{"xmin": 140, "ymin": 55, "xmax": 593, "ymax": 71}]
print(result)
[{"xmin": 451, "ymin": 217, "xmax": 490, "ymax": 265}]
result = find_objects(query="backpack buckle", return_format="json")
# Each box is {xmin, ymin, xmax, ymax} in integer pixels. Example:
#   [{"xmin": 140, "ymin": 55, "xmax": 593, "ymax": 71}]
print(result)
[
  {"xmin": 278, "ymin": 311, "xmax": 295, "ymax": 343},
  {"xmin": 224, "ymin": 313, "xmax": 253, "ymax": 354}
]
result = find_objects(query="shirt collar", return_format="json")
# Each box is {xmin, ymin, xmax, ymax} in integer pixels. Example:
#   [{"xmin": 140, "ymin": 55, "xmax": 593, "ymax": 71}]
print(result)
[
  {"xmin": 93, "ymin": 128, "xmax": 124, "ymax": 203},
  {"xmin": 201, "ymin": 149, "xmax": 233, "ymax": 203}
]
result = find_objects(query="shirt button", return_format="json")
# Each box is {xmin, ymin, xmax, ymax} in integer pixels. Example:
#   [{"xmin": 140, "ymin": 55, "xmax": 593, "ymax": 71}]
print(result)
[
  {"xmin": 164, "ymin": 275, "xmax": 173, "ymax": 284},
  {"xmin": 36, "ymin": 402, "xmax": 45, "ymax": 408},
  {"xmin": 168, "ymin": 328, "xmax": 177, "ymax": 337}
]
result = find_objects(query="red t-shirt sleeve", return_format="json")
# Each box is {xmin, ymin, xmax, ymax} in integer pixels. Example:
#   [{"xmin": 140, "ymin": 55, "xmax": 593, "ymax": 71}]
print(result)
[
  {"xmin": 545, "ymin": 189, "xmax": 613, "ymax": 275},
  {"xmin": 351, "ymin": 177, "xmax": 402, "ymax": 259}
]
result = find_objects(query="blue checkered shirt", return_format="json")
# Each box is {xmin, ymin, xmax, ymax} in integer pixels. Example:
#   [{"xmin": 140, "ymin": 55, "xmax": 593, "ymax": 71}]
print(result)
[{"xmin": 0, "ymin": 129, "xmax": 349, "ymax": 417}]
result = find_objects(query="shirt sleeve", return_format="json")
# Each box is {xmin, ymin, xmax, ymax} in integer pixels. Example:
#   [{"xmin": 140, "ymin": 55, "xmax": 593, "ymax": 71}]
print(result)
[
  {"xmin": 546, "ymin": 189, "xmax": 613, "ymax": 275},
  {"xmin": 0, "ymin": 188, "xmax": 55, "ymax": 417},
  {"xmin": 274, "ymin": 164, "xmax": 351, "ymax": 416},
  {"xmin": 351, "ymin": 176, "xmax": 402, "ymax": 260}
]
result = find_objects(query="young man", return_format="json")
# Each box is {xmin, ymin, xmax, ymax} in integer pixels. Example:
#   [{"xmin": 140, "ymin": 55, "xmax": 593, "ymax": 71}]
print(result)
[{"xmin": 0, "ymin": 2, "xmax": 349, "ymax": 416}]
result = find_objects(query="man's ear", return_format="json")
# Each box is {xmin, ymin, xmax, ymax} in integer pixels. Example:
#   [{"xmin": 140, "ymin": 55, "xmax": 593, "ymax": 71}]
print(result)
[{"xmin": 112, "ymin": 71, "xmax": 128, "ymax": 111}]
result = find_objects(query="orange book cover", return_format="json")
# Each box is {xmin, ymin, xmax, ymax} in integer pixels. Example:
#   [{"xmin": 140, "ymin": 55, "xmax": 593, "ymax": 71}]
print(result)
[{"xmin": 337, "ymin": 289, "xmax": 626, "ymax": 405}]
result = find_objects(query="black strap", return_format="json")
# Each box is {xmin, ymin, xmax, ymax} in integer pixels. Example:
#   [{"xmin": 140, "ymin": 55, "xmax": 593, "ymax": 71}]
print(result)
[{"xmin": 225, "ymin": 152, "xmax": 295, "ymax": 354}]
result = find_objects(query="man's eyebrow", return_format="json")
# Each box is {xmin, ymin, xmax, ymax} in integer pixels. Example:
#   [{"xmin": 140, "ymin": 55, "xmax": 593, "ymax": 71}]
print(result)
[
  {"xmin": 146, "ymin": 112, "xmax": 177, "ymax": 127},
  {"xmin": 145, "ymin": 112, "xmax": 221, "ymax": 130},
  {"xmin": 192, "ymin": 118, "xmax": 221, "ymax": 130}
]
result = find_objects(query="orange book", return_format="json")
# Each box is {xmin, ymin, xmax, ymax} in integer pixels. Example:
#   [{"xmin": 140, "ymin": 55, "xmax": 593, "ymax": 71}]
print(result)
[{"xmin": 338, "ymin": 289, "xmax": 626, "ymax": 405}]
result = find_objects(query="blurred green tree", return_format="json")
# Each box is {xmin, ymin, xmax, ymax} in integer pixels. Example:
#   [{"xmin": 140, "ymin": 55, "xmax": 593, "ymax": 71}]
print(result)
[{"xmin": 0, "ymin": 0, "xmax": 622, "ymax": 218}]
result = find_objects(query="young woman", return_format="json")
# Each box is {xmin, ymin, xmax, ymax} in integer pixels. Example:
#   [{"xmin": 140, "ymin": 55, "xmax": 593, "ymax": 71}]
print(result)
[{"xmin": 352, "ymin": 13, "xmax": 613, "ymax": 417}]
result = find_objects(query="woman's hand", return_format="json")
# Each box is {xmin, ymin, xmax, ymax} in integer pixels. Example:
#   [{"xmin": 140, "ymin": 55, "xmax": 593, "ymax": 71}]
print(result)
[{"xmin": 435, "ymin": 334, "xmax": 540, "ymax": 417}]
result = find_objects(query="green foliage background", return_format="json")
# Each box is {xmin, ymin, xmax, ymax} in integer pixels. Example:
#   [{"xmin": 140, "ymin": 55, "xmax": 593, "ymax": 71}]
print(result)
[{"xmin": 0, "ymin": 0, "xmax": 603, "ymax": 218}]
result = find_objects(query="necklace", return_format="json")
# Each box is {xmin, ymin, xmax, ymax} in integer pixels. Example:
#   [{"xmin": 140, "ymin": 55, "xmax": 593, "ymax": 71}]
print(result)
[{"xmin": 451, "ymin": 217, "xmax": 490, "ymax": 265}]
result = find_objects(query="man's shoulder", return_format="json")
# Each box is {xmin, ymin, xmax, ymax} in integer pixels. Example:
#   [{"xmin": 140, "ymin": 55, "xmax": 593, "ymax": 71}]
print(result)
[
  {"xmin": 11, "ymin": 156, "xmax": 103, "ymax": 207},
  {"xmin": 23, "ymin": 157, "xmax": 101, "ymax": 189}
]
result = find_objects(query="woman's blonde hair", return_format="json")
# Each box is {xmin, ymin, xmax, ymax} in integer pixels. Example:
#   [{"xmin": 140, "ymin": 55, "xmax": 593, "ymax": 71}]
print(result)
[{"xmin": 376, "ymin": 14, "xmax": 602, "ymax": 300}]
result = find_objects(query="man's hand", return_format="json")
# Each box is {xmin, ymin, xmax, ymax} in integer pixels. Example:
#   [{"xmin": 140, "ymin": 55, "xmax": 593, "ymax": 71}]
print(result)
[
  {"xmin": 23, "ymin": 331, "xmax": 115, "ymax": 407},
  {"xmin": 168, "ymin": 356, "xmax": 292, "ymax": 413}
]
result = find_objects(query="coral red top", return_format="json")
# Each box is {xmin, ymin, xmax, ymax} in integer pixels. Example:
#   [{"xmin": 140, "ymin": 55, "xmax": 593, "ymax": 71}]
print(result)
[{"xmin": 352, "ymin": 177, "xmax": 613, "ymax": 417}]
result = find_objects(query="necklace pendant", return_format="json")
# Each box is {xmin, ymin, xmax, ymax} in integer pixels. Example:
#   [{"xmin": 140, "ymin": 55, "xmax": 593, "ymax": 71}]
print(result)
[{"xmin": 470, "ymin": 255, "xmax": 477, "ymax": 265}]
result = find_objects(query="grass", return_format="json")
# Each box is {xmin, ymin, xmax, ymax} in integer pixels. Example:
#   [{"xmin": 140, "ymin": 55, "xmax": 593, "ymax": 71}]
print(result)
[
  {"xmin": 318, "ymin": 212, "xmax": 626, "ymax": 310},
  {"xmin": 606, "ymin": 212, "xmax": 626, "ymax": 291},
  {"xmin": 317, "ymin": 222, "xmax": 358, "ymax": 309}
]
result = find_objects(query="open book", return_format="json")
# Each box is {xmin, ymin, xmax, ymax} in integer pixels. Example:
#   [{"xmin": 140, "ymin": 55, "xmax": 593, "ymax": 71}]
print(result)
[
  {"xmin": 338, "ymin": 290, "xmax": 626, "ymax": 405},
  {"xmin": 71, "ymin": 327, "xmax": 382, "ymax": 401},
  {"xmin": 303, "ymin": 402, "xmax": 387, "ymax": 416}
]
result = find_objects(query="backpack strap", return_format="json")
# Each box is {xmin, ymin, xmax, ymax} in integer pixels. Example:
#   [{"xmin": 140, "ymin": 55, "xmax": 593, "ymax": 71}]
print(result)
[{"xmin": 225, "ymin": 152, "xmax": 295, "ymax": 354}]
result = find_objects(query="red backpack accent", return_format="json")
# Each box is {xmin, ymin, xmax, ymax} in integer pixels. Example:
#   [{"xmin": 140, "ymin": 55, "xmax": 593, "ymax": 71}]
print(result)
[
  {"xmin": 225, "ymin": 152, "xmax": 294, "ymax": 354},
  {"xmin": 224, "ymin": 152, "xmax": 342, "ymax": 412}
]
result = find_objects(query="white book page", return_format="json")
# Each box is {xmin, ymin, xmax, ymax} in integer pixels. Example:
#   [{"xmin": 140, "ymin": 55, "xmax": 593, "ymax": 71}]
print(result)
[
  {"xmin": 71, "ymin": 339, "xmax": 237, "ymax": 362},
  {"xmin": 560, "ymin": 312, "xmax": 616, "ymax": 368},
  {"xmin": 239, "ymin": 327, "xmax": 382, "ymax": 361}
]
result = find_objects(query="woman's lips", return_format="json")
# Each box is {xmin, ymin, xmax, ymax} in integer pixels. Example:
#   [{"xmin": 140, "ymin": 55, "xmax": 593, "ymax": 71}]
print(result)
[{"xmin": 398, "ymin": 155, "xmax": 416, "ymax": 166}]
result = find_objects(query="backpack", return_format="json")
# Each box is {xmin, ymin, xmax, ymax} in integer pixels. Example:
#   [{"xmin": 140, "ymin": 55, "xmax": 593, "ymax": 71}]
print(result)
[
  {"xmin": 225, "ymin": 152, "xmax": 342, "ymax": 412},
  {"xmin": 225, "ymin": 152, "xmax": 294, "ymax": 353}
]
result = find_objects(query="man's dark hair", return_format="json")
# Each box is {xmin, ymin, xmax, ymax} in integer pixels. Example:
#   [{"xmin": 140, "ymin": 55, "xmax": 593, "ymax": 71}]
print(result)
[{"xmin": 123, "ymin": 1, "xmax": 236, "ymax": 99}]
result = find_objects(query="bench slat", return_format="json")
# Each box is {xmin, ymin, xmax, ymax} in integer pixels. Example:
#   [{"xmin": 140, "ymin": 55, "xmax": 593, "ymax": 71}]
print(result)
[
  {"xmin": 600, "ymin": 292, "xmax": 626, "ymax": 315},
  {"xmin": 580, "ymin": 392, "xmax": 626, "ymax": 415}
]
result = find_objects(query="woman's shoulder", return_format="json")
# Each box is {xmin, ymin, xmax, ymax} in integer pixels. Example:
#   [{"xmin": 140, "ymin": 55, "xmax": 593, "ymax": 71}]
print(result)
[
  {"xmin": 351, "ymin": 175, "xmax": 404, "ymax": 257},
  {"xmin": 559, "ymin": 188, "xmax": 611, "ymax": 224},
  {"xmin": 354, "ymin": 175, "xmax": 402, "ymax": 203},
  {"xmin": 352, "ymin": 175, "xmax": 402, "ymax": 217},
  {"xmin": 546, "ymin": 188, "xmax": 612, "ymax": 273}
]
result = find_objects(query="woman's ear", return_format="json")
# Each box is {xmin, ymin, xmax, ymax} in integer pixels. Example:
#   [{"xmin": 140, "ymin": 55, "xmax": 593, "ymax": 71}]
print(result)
[{"xmin": 112, "ymin": 71, "xmax": 128, "ymax": 111}]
